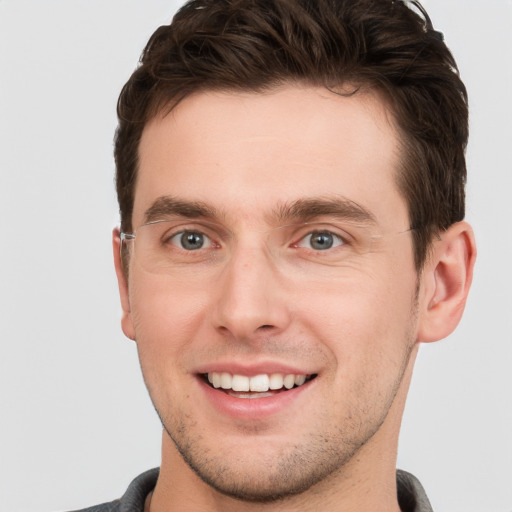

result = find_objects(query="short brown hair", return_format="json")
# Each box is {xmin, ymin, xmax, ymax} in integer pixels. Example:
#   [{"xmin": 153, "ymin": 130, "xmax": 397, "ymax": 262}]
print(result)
[{"xmin": 115, "ymin": 0, "xmax": 468, "ymax": 270}]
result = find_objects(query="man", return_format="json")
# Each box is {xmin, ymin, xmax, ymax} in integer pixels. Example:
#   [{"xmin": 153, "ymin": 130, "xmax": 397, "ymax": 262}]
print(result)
[{"xmin": 86, "ymin": 0, "xmax": 476, "ymax": 510}]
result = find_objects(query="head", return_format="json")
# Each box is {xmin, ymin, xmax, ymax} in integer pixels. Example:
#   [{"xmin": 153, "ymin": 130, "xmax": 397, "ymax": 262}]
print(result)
[
  {"xmin": 112, "ymin": 0, "xmax": 475, "ymax": 507},
  {"xmin": 115, "ymin": 0, "xmax": 468, "ymax": 272}
]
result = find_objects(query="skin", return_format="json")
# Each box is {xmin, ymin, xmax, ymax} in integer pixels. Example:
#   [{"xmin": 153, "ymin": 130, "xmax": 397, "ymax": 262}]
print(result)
[{"xmin": 113, "ymin": 85, "xmax": 476, "ymax": 511}]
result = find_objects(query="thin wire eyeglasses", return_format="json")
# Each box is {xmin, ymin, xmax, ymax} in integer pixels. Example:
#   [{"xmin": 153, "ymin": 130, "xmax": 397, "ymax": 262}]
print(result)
[{"xmin": 120, "ymin": 218, "xmax": 420, "ymax": 276}]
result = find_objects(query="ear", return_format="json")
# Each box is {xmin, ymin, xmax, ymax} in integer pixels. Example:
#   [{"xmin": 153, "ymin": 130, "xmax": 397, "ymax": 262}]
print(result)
[
  {"xmin": 112, "ymin": 228, "xmax": 136, "ymax": 341},
  {"xmin": 417, "ymin": 221, "xmax": 476, "ymax": 343}
]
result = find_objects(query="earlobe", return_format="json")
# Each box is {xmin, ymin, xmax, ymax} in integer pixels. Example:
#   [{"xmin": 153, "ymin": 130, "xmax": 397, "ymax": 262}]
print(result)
[
  {"xmin": 112, "ymin": 228, "xmax": 136, "ymax": 341},
  {"xmin": 417, "ymin": 221, "xmax": 476, "ymax": 343}
]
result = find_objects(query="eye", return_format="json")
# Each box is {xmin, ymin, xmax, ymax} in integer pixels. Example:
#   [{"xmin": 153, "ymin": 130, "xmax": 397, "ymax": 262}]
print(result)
[
  {"xmin": 298, "ymin": 231, "xmax": 345, "ymax": 251},
  {"xmin": 169, "ymin": 231, "xmax": 213, "ymax": 251}
]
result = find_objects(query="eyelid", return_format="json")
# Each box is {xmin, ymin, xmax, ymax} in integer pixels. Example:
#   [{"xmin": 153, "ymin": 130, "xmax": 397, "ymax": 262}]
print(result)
[
  {"xmin": 162, "ymin": 227, "xmax": 221, "ymax": 251},
  {"xmin": 286, "ymin": 222, "xmax": 358, "ymax": 245},
  {"xmin": 293, "ymin": 231, "xmax": 344, "ymax": 251},
  {"xmin": 168, "ymin": 230, "xmax": 212, "ymax": 246},
  {"xmin": 153, "ymin": 219, "xmax": 227, "ymax": 240},
  {"xmin": 148, "ymin": 218, "xmax": 365, "ymax": 247}
]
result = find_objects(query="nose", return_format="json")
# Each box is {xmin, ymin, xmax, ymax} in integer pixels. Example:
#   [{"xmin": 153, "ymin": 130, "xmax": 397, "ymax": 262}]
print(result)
[{"xmin": 212, "ymin": 243, "xmax": 292, "ymax": 342}]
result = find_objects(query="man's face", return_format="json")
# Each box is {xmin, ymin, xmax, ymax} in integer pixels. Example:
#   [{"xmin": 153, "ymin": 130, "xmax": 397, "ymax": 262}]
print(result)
[{"xmin": 119, "ymin": 85, "xmax": 424, "ymax": 500}]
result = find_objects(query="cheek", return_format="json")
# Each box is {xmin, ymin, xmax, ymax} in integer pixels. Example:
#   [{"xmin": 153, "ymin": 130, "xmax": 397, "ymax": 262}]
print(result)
[
  {"xmin": 128, "ymin": 275, "xmax": 211, "ymax": 367},
  {"xmin": 295, "ymin": 270, "xmax": 417, "ymax": 367}
]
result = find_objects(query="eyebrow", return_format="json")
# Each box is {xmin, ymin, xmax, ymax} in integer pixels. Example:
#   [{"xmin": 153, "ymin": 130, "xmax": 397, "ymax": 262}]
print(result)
[
  {"xmin": 272, "ymin": 197, "xmax": 377, "ymax": 226},
  {"xmin": 143, "ymin": 196, "xmax": 220, "ymax": 224},
  {"xmin": 143, "ymin": 195, "xmax": 377, "ymax": 226}
]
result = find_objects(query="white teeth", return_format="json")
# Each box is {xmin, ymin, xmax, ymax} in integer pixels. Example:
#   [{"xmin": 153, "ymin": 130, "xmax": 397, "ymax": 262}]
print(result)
[
  {"xmin": 207, "ymin": 372, "xmax": 309, "ymax": 393},
  {"xmin": 212, "ymin": 372, "xmax": 221, "ymax": 388},
  {"xmin": 294, "ymin": 374, "xmax": 306, "ymax": 386},
  {"xmin": 283, "ymin": 374, "xmax": 295, "ymax": 389},
  {"xmin": 269, "ymin": 373, "xmax": 284, "ymax": 390},
  {"xmin": 232, "ymin": 374, "xmax": 250, "ymax": 392},
  {"xmin": 220, "ymin": 372, "xmax": 232, "ymax": 389},
  {"xmin": 249, "ymin": 374, "xmax": 269, "ymax": 392}
]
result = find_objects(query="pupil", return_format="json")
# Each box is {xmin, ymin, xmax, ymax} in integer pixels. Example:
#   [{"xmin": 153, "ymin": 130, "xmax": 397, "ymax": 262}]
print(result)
[
  {"xmin": 181, "ymin": 232, "xmax": 204, "ymax": 250},
  {"xmin": 311, "ymin": 232, "xmax": 333, "ymax": 250}
]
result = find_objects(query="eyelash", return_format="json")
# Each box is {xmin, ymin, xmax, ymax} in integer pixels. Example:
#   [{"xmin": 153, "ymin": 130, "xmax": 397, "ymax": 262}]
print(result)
[
  {"xmin": 294, "ymin": 231, "xmax": 347, "ymax": 251},
  {"xmin": 168, "ymin": 230, "xmax": 215, "ymax": 250},
  {"xmin": 163, "ymin": 227, "xmax": 349, "ymax": 252}
]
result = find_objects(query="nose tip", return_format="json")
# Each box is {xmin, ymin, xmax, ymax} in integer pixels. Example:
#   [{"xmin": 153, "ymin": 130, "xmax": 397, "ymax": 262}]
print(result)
[
  {"xmin": 216, "ymin": 316, "xmax": 279, "ymax": 342},
  {"xmin": 212, "ymin": 249, "xmax": 291, "ymax": 342}
]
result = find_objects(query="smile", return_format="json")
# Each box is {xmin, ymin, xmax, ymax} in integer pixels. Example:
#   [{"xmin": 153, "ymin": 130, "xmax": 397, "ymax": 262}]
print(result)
[
  {"xmin": 205, "ymin": 372, "xmax": 315, "ymax": 398},
  {"xmin": 198, "ymin": 370, "xmax": 318, "ymax": 418}
]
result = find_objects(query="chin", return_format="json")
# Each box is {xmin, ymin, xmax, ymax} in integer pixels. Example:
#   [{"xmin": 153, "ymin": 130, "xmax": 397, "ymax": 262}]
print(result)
[{"xmin": 163, "ymin": 422, "xmax": 369, "ymax": 503}]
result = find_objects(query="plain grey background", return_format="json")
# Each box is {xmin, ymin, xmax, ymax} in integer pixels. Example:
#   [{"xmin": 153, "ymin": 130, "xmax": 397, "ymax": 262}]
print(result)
[{"xmin": 0, "ymin": 1, "xmax": 511, "ymax": 511}]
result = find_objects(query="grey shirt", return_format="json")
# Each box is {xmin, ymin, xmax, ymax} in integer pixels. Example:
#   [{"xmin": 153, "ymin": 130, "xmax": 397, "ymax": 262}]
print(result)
[{"xmin": 73, "ymin": 468, "xmax": 433, "ymax": 512}]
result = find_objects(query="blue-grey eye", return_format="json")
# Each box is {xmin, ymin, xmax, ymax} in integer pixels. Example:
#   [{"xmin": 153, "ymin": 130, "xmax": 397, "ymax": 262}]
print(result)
[
  {"xmin": 170, "ymin": 231, "xmax": 211, "ymax": 250},
  {"xmin": 299, "ymin": 231, "xmax": 344, "ymax": 250}
]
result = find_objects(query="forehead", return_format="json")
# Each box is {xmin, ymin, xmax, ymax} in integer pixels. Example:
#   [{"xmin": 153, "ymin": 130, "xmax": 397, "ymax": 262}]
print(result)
[{"xmin": 134, "ymin": 85, "xmax": 408, "ymax": 229}]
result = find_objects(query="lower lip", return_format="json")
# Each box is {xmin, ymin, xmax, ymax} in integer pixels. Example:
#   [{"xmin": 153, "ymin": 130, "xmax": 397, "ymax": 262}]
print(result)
[{"xmin": 198, "ymin": 377, "xmax": 314, "ymax": 421}]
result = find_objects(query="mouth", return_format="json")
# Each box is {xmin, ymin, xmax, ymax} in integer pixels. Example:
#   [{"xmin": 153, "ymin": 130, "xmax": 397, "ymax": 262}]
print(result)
[{"xmin": 201, "ymin": 372, "xmax": 317, "ymax": 399}]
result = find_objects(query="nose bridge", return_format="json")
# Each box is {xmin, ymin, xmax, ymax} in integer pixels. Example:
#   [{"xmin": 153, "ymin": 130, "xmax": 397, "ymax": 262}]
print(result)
[{"xmin": 213, "ymin": 236, "xmax": 290, "ymax": 339}]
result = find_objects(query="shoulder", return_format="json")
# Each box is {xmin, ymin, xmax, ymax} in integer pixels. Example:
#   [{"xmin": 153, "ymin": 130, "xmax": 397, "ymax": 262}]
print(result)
[
  {"xmin": 70, "ymin": 500, "xmax": 121, "ymax": 512},
  {"xmin": 68, "ymin": 468, "xmax": 159, "ymax": 512},
  {"xmin": 397, "ymin": 469, "xmax": 434, "ymax": 512}
]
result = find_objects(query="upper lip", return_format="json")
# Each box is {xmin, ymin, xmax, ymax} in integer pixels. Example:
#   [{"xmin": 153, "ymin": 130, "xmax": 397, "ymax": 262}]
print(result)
[{"xmin": 193, "ymin": 360, "xmax": 316, "ymax": 377}]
